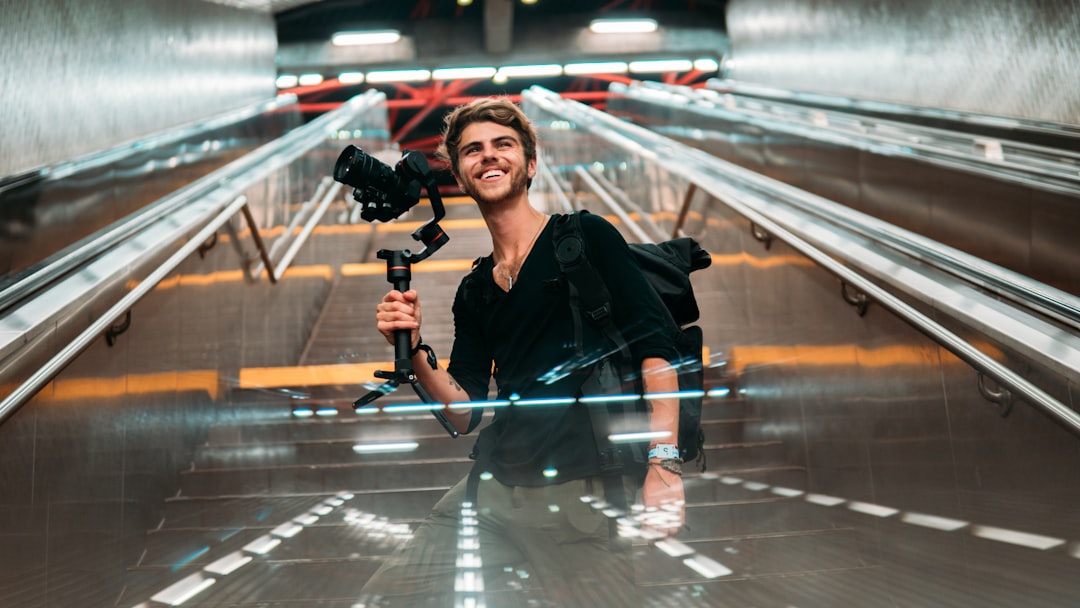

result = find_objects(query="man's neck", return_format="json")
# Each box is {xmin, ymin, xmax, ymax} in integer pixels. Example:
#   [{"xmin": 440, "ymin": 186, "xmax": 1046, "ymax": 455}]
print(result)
[{"xmin": 479, "ymin": 195, "xmax": 545, "ymax": 263}]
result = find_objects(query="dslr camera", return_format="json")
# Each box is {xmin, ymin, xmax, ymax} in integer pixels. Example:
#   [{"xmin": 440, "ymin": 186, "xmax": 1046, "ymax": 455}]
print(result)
[{"xmin": 333, "ymin": 144, "xmax": 423, "ymax": 223}]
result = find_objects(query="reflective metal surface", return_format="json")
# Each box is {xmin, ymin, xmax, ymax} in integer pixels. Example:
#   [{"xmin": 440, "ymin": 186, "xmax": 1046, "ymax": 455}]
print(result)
[
  {"xmin": 606, "ymin": 81, "xmax": 1080, "ymax": 299},
  {"xmin": 3, "ymin": 92, "xmax": 1080, "ymax": 607},
  {"xmin": 0, "ymin": 97, "xmax": 300, "ymax": 292},
  {"xmin": 0, "ymin": 0, "xmax": 277, "ymax": 177},
  {"xmin": 723, "ymin": 0, "xmax": 1080, "ymax": 126}
]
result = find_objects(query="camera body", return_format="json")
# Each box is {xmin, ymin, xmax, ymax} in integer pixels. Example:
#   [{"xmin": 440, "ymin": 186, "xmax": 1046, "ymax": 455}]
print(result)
[{"xmin": 333, "ymin": 145, "xmax": 422, "ymax": 223}]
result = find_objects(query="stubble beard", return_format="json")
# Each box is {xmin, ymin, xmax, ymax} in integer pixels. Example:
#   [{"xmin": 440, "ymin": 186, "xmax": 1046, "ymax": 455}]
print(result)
[{"xmin": 462, "ymin": 165, "xmax": 530, "ymax": 207}]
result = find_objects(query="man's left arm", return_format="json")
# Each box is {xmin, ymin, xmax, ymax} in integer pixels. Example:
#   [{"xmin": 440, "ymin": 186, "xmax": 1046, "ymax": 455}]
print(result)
[{"xmin": 640, "ymin": 357, "xmax": 685, "ymax": 535}]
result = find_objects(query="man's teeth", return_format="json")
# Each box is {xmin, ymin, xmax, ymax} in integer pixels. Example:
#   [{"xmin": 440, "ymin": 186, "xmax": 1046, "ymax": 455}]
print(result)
[{"xmin": 482, "ymin": 169, "xmax": 503, "ymax": 179}]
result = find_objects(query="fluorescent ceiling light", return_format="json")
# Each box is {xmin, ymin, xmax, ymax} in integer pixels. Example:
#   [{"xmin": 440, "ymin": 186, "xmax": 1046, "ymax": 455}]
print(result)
[
  {"xmin": 332, "ymin": 30, "xmax": 401, "ymax": 46},
  {"xmin": 590, "ymin": 18, "xmax": 658, "ymax": 34},
  {"xmin": 338, "ymin": 71, "xmax": 364, "ymax": 84},
  {"xmin": 694, "ymin": 58, "xmax": 719, "ymax": 71},
  {"xmin": 275, "ymin": 74, "xmax": 298, "ymax": 89},
  {"xmin": 629, "ymin": 59, "xmax": 693, "ymax": 74},
  {"xmin": 564, "ymin": 61, "xmax": 628, "ymax": 75},
  {"xmin": 298, "ymin": 73, "xmax": 324, "ymax": 86},
  {"xmin": 365, "ymin": 69, "xmax": 431, "ymax": 83},
  {"xmin": 433, "ymin": 66, "xmax": 497, "ymax": 80},
  {"xmin": 496, "ymin": 64, "xmax": 563, "ymax": 79}
]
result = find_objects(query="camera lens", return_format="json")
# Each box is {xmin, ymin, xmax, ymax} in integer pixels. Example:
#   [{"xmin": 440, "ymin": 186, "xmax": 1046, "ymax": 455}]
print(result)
[{"xmin": 332, "ymin": 145, "xmax": 421, "ymax": 222}]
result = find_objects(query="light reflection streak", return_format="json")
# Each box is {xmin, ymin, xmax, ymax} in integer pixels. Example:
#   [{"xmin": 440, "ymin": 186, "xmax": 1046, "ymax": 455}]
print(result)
[
  {"xmin": 150, "ymin": 573, "xmax": 216, "ymax": 606},
  {"xmin": 455, "ymin": 501, "xmax": 487, "ymax": 608},
  {"xmin": 353, "ymin": 441, "xmax": 421, "ymax": 454},
  {"xmin": 609, "ymin": 430, "xmax": 671, "ymax": 443},
  {"xmin": 723, "ymin": 476, "xmax": 1078, "ymax": 559},
  {"xmin": 139, "ymin": 492, "xmax": 357, "ymax": 605}
]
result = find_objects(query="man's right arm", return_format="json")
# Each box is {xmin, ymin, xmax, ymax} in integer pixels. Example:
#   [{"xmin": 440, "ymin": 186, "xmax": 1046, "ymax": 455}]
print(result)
[
  {"xmin": 409, "ymin": 348, "xmax": 475, "ymax": 434},
  {"xmin": 376, "ymin": 288, "xmax": 475, "ymax": 434}
]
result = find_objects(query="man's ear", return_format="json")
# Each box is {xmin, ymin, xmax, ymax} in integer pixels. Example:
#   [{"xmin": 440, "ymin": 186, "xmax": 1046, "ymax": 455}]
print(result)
[{"xmin": 527, "ymin": 156, "xmax": 537, "ymax": 179}]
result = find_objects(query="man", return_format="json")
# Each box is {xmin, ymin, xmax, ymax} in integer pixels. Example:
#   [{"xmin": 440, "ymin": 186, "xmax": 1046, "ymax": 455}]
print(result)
[{"xmin": 361, "ymin": 97, "xmax": 684, "ymax": 607}]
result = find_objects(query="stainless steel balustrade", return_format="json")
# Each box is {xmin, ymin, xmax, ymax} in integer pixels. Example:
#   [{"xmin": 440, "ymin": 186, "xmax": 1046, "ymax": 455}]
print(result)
[
  {"xmin": 608, "ymin": 79, "xmax": 1080, "ymax": 332},
  {"xmin": 0, "ymin": 89, "xmax": 387, "ymax": 425},
  {"xmin": 616, "ymin": 80, "xmax": 1080, "ymax": 197},
  {"xmin": 705, "ymin": 78, "xmax": 1080, "ymax": 146},
  {"xmin": 522, "ymin": 85, "xmax": 1080, "ymax": 436}
]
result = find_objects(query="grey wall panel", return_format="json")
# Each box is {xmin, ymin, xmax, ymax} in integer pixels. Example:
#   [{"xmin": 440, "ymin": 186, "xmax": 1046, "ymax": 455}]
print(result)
[
  {"xmin": 724, "ymin": 0, "xmax": 1080, "ymax": 126},
  {"xmin": 0, "ymin": 0, "xmax": 277, "ymax": 177}
]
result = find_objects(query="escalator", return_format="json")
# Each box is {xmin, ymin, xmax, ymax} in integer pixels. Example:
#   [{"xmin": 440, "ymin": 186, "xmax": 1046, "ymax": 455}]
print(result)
[{"xmin": 2, "ymin": 85, "xmax": 1079, "ymax": 607}]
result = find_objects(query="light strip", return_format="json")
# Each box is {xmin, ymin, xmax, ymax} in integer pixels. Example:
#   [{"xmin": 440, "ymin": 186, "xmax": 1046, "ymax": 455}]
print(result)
[
  {"xmin": 682, "ymin": 555, "xmax": 733, "ymax": 578},
  {"xmin": 847, "ymin": 501, "xmax": 900, "ymax": 518},
  {"xmin": 332, "ymin": 30, "xmax": 401, "ymax": 46},
  {"xmin": 901, "ymin": 512, "xmax": 969, "ymax": 532},
  {"xmin": 805, "ymin": 493, "xmax": 846, "ymax": 506},
  {"xmin": 365, "ymin": 69, "xmax": 431, "ymax": 83},
  {"xmin": 243, "ymin": 535, "xmax": 282, "ymax": 555},
  {"xmin": 629, "ymin": 59, "xmax": 694, "ymax": 74},
  {"xmin": 971, "ymin": 525, "xmax": 1066, "ymax": 550},
  {"xmin": 298, "ymin": 73, "xmax": 324, "ymax": 86},
  {"xmin": 433, "ymin": 66, "xmax": 497, "ymax": 80},
  {"xmin": 338, "ymin": 72, "xmax": 364, "ymax": 84},
  {"xmin": 496, "ymin": 64, "xmax": 563, "ymax": 79},
  {"xmin": 608, "ymin": 430, "xmax": 670, "ymax": 443},
  {"xmin": 644, "ymin": 389, "xmax": 705, "ymax": 400},
  {"xmin": 150, "ymin": 573, "xmax": 217, "ymax": 606},
  {"xmin": 589, "ymin": 18, "xmax": 658, "ymax": 34},
  {"xmin": 564, "ymin": 61, "xmax": 628, "ymax": 75},
  {"xmin": 579, "ymin": 393, "xmax": 640, "ymax": 404},
  {"xmin": 352, "ymin": 441, "xmax": 421, "ymax": 454},
  {"xmin": 514, "ymin": 396, "xmax": 577, "ymax": 407},
  {"xmin": 203, "ymin": 552, "xmax": 252, "ymax": 576},
  {"xmin": 382, "ymin": 403, "xmax": 445, "ymax": 414},
  {"xmin": 655, "ymin": 539, "xmax": 694, "ymax": 557},
  {"xmin": 272, "ymin": 522, "xmax": 304, "ymax": 538}
]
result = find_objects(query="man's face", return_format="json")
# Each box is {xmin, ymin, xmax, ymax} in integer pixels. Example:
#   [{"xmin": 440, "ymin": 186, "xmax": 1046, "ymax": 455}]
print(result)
[{"xmin": 454, "ymin": 121, "xmax": 536, "ymax": 206}]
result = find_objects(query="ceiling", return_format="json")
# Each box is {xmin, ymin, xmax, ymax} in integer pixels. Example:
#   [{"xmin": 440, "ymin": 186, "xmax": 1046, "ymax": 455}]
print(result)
[{"xmin": 246, "ymin": 0, "xmax": 728, "ymax": 159}]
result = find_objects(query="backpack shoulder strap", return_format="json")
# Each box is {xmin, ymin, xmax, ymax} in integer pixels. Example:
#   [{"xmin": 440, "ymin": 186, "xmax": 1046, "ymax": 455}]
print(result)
[
  {"xmin": 551, "ymin": 211, "xmax": 631, "ymax": 362},
  {"xmin": 552, "ymin": 211, "xmax": 640, "ymax": 512}
]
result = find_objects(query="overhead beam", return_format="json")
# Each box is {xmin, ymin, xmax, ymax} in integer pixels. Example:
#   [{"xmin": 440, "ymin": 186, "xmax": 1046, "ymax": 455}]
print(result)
[{"xmin": 484, "ymin": 0, "xmax": 513, "ymax": 55}]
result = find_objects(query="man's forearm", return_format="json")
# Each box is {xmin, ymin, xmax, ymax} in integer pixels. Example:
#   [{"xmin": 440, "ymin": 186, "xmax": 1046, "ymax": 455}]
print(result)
[
  {"xmin": 641, "ymin": 357, "xmax": 680, "ymax": 445},
  {"xmin": 411, "ymin": 350, "xmax": 475, "ymax": 433}
]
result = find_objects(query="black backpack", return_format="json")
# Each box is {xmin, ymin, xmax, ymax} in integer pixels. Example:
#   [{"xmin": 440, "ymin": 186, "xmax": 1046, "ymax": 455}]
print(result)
[{"xmin": 552, "ymin": 210, "xmax": 712, "ymax": 472}]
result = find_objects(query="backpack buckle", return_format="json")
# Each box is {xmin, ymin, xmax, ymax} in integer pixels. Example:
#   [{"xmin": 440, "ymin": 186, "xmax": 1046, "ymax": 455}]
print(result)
[
  {"xmin": 585, "ymin": 304, "xmax": 611, "ymax": 323},
  {"xmin": 598, "ymin": 447, "xmax": 622, "ymax": 472}
]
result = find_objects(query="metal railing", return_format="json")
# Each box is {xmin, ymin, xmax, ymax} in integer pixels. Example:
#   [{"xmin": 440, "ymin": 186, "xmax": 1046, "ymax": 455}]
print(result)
[
  {"xmin": 523, "ymin": 85, "xmax": 1080, "ymax": 437},
  {"xmin": 0, "ymin": 90, "xmax": 387, "ymax": 425}
]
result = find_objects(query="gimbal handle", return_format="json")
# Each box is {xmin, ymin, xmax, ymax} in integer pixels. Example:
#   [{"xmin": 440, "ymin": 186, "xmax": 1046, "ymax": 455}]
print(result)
[{"xmin": 353, "ymin": 256, "xmax": 459, "ymax": 437}]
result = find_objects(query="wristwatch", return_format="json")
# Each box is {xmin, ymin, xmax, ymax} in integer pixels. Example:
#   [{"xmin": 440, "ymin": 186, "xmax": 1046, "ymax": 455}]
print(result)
[{"xmin": 647, "ymin": 443, "xmax": 680, "ymax": 460}]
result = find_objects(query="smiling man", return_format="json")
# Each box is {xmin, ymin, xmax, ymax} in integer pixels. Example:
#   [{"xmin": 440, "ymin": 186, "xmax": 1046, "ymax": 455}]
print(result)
[{"xmin": 360, "ymin": 97, "xmax": 684, "ymax": 607}]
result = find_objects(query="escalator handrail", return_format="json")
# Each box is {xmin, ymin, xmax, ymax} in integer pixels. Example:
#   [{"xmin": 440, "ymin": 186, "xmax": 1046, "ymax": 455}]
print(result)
[
  {"xmin": 0, "ymin": 90, "xmax": 381, "ymax": 314},
  {"xmin": 0, "ymin": 90, "xmax": 387, "ymax": 425},
  {"xmin": 705, "ymin": 78, "xmax": 1080, "ymax": 146},
  {"xmin": 523, "ymin": 85, "xmax": 1080, "ymax": 437},
  {"xmin": 609, "ymin": 79, "xmax": 1080, "ymax": 334}
]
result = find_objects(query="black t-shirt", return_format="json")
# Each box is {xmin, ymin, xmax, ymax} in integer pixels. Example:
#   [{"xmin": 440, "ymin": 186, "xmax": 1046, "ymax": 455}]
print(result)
[{"xmin": 448, "ymin": 212, "xmax": 678, "ymax": 486}]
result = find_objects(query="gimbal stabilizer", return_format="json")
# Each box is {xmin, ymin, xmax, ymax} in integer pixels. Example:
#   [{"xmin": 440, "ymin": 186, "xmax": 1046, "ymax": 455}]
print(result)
[{"xmin": 336, "ymin": 147, "xmax": 457, "ymax": 437}]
